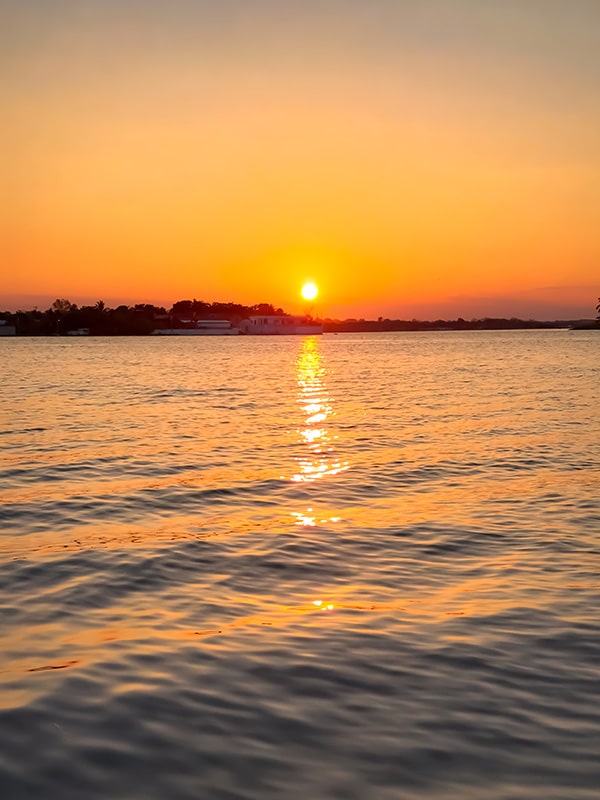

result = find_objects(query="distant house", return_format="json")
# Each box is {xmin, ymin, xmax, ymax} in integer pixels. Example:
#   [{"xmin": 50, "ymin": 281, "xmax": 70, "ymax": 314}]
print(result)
[
  {"xmin": 0, "ymin": 320, "xmax": 16, "ymax": 336},
  {"xmin": 241, "ymin": 315, "xmax": 323, "ymax": 335}
]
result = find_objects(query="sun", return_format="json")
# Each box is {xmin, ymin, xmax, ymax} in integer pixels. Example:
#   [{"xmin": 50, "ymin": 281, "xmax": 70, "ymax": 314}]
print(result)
[{"xmin": 301, "ymin": 282, "xmax": 318, "ymax": 302}]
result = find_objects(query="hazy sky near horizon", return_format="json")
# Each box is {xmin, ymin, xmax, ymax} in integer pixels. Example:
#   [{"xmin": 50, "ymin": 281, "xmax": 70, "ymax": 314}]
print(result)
[{"xmin": 2, "ymin": 0, "xmax": 599, "ymax": 317}]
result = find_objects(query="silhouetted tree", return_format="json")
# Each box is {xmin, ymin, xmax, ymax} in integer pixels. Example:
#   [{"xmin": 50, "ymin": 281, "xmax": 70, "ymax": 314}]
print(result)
[
  {"xmin": 171, "ymin": 300, "xmax": 194, "ymax": 316},
  {"xmin": 52, "ymin": 298, "xmax": 73, "ymax": 314}
]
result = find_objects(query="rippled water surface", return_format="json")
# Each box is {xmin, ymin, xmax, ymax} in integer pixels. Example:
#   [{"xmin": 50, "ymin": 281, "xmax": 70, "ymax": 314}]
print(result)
[{"xmin": 1, "ymin": 332, "xmax": 599, "ymax": 799}]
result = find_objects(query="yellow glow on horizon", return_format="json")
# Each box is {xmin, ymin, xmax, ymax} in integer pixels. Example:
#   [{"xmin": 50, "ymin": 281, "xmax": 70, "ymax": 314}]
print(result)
[{"xmin": 301, "ymin": 282, "xmax": 318, "ymax": 302}]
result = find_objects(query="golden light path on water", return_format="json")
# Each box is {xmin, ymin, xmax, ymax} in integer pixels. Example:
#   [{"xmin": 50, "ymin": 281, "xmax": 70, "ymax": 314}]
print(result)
[
  {"xmin": 290, "ymin": 335, "xmax": 349, "ymax": 613},
  {"xmin": 292, "ymin": 336, "xmax": 348, "ymax": 485}
]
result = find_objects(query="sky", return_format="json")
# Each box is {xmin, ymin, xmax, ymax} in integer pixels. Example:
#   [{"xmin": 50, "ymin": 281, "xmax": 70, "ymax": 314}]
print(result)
[{"xmin": 2, "ymin": 0, "xmax": 599, "ymax": 319}]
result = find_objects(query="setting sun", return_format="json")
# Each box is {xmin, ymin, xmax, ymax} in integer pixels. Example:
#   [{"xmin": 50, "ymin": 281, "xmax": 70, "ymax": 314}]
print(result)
[{"xmin": 301, "ymin": 282, "xmax": 319, "ymax": 302}]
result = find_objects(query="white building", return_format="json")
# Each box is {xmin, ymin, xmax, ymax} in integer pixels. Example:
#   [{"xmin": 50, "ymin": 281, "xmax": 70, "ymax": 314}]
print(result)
[
  {"xmin": 241, "ymin": 315, "xmax": 322, "ymax": 335},
  {"xmin": 152, "ymin": 320, "xmax": 240, "ymax": 335}
]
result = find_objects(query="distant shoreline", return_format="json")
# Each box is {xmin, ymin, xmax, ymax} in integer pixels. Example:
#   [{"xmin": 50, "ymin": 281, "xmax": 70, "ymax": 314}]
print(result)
[
  {"xmin": 1, "ymin": 298, "xmax": 598, "ymax": 337},
  {"xmin": 323, "ymin": 320, "xmax": 598, "ymax": 333},
  {"xmin": 3, "ymin": 324, "xmax": 599, "ymax": 338}
]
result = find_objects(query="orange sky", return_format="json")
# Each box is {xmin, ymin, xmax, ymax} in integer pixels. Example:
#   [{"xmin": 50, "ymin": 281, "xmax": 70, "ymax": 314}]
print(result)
[{"xmin": 2, "ymin": 1, "xmax": 599, "ymax": 318}]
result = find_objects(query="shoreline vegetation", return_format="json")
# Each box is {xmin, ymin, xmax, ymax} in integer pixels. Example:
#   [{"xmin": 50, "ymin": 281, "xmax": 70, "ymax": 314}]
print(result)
[{"xmin": 1, "ymin": 298, "xmax": 599, "ymax": 336}]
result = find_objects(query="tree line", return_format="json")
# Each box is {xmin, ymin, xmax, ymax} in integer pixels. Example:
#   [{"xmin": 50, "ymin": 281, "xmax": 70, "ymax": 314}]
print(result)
[
  {"xmin": 1, "ymin": 297, "xmax": 597, "ymax": 335},
  {"xmin": 321, "ymin": 317, "xmax": 569, "ymax": 332},
  {"xmin": 0, "ymin": 299, "xmax": 287, "ymax": 336}
]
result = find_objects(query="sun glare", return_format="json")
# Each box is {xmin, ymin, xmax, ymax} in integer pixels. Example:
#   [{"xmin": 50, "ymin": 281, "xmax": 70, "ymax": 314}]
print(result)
[{"xmin": 301, "ymin": 282, "xmax": 318, "ymax": 301}]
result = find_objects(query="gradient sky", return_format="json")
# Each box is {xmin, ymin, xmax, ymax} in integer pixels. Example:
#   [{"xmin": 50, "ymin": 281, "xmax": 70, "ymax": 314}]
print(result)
[{"xmin": 2, "ymin": 0, "xmax": 599, "ymax": 318}]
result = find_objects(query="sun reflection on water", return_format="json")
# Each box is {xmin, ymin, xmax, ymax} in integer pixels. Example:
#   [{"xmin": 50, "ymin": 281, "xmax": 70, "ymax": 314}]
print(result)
[
  {"xmin": 290, "ymin": 509, "xmax": 342, "ymax": 527},
  {"xmin": 292, "ymin": 336, "xmax": 348, "ymax": 484}
]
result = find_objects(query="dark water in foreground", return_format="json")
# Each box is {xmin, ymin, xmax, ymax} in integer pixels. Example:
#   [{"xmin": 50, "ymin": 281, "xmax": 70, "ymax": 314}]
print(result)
[{"xmin": 1, "ymin": 332, "xmax": 599, "ymax": 799}]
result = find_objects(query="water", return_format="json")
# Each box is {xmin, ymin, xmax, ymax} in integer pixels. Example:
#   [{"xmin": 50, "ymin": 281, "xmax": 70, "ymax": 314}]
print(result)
[{"xmin": 1, "ymin": 331, "xmax": 598, "ymax": 799}]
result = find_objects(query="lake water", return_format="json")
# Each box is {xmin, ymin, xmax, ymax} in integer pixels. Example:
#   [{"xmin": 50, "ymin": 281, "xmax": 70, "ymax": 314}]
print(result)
[{"xmin": 1, "ymin": 332, "xmax": 599, "ymax": 799}]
